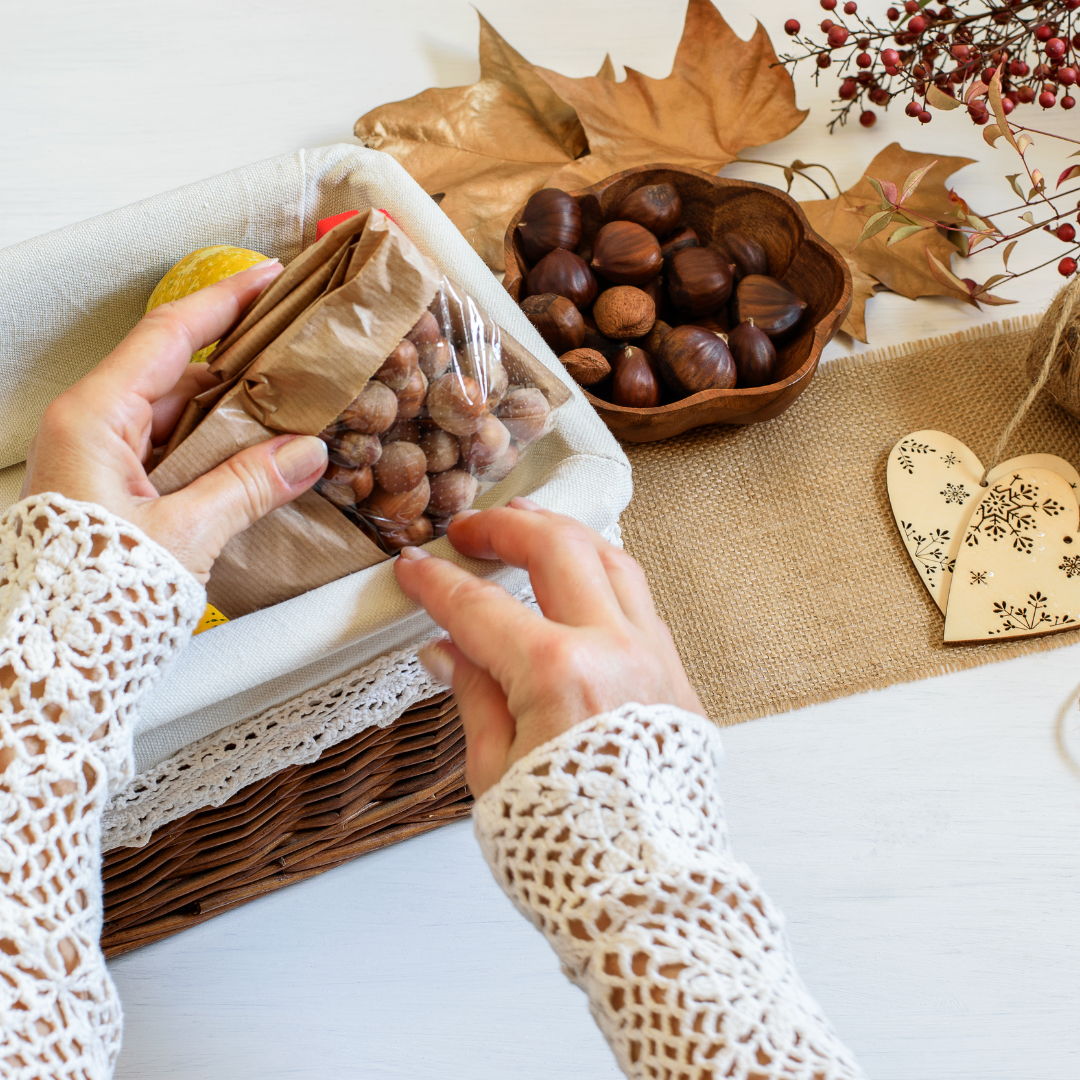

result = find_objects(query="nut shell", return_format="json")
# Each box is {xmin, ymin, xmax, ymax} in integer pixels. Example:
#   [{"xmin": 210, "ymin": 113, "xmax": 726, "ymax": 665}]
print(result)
[
  {"xmin": 612, "ymin": 345, "xmax": 661, "ymax": 408},
  {"xmin": 612, "ymin": 183, "xmax": 682, "ymax": 238},
  {"xmin": 341, "ymin": 380, "xmax": 399, "ymax": 434},
  {"xmin": 590, "ymin": 221, "xmax": 663, "ymax": 286},
  {"xmin": 324, "ymin": 430, "xmax": 382, "ymax": 469},
  {"xmin": 374, "ymin": 340, "xmax": 418, "ymax": 391},
  {"xmin": 374, "ymin": 441, "xmax": 428, "ymax": 494},
  {"xmin": 496, "ymin": 387, "xmax": 552, "ymax": 446},
  {"xmin": 734, "ymin": 276, "xmax": 808, "ymax": 338},
  {"xmin": 592, "ymin": 286, "xmax": 655, "ymax": 339},
  {"xmin": 517, "ymin": 188, "xmax": 582, "ymax": 263},
  {"xmin": 520, "ymin": 293, "xmax": 585, "ymax": 355},
  {"xmin": 667, "ymin": 247, "xmax": 734, "ymax": 316},
  {"xmin": 416, "ymin": 338, "xmax": 453, "ymax": 380},
  {"xmin": 559, "ymin": 347, "xmax": 611, "ymax": 387},
  {"xmin": 380, "ymin": 515, "xmax": 435, "ymax": 552},
  {"xmin": 640, "ymin": 319, "xmax": 673, "ymax": 358},
  {"xmin": 476, "ymin": 441, "xmax": 520, "ymax": 484},
  {"xmin": 426, "ymin": 374, "xmax": 487, "ymax": 436},
  {"xmin": 527, "ymin": 249, "xmax": 597, "ymax": 309},
  {"xmin": 428, "ymin": 470, "xmax": 480, "ymax": 516},
  {"xmin": 383, "ymin": 418, "xmax": 420, "ymax": 444},
  {"xmin": 660, "ymin": 225, "xmax": 699, "ymax": 261},
  {"xmin": 395, "ymin": 368, "xmax": 429, "ymax": 420},
  {"xmin": 459, "ymin": 415, "xmax": 512, "ymax": 471},
  {"xmin": 727, "ymin": 318, "xmax": 777, "ymax": 388},
  {"xmin": 419, "ymin": 428, "xmax": 460, "ymax": 473},
  {"xmin": 715, "ymin": 232, "xmax": 769, "ymax": 280},
  {"xmin": 350, "ymin": 465, "xmax": 375, "ymax": 502},
  {"xmin": 406, "ymin": 311, "xmax": 441, "ymax": 346},
  {"xmin": 658, "ymin": 325, "xmax": 736, "ymax": 395},
  {"xmin": 364, "ymin": 475, "xmax": 431, "ymax": 525}
]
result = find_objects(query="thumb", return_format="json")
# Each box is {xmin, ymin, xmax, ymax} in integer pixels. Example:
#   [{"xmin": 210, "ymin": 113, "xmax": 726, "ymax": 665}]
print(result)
[{"xmin": 139, "ymin": 434, "xmax": 328, "ymax": 582}]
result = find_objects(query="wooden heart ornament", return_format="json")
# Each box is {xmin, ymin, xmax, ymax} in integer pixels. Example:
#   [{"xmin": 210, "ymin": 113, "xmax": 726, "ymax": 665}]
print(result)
[{"xmin": 886, "ymin": 430, "xmax": 1080, "ymax": 620}]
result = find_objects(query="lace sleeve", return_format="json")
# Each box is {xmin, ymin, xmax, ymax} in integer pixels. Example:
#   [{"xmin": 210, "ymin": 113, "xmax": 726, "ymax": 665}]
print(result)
[
  {"xmin": 0, "ymin": 494, "xmax": 204, "ymax": 1078},
  {"xmin": 472, "ymin": 704, "xmax": 867, "ymax": 1080}
]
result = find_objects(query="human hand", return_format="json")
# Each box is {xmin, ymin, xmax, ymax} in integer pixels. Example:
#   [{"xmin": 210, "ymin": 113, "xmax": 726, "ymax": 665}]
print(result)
[
  {"xmin": 393, "ymin": 499, "xmax": 704, "ymax": 796},
  {"xmin": 20, "ymin": 261, "xmax": 328, "ymax": 583}
]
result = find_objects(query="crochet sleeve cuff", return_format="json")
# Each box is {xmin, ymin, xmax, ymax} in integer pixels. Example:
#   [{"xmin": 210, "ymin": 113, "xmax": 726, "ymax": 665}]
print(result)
[{"xmin": 472, "ymin": 703, "xmax": 866, "ymax": 1080}]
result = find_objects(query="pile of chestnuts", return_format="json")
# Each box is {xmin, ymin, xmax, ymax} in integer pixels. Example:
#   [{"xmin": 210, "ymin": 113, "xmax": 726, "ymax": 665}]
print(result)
[
  {"xmin": 316, "ymin": 291, "xmax": 555, "ymax": 553},
  {"xmin": 515, "ymin": 184, "xmax": 810, "ymax": 409}
]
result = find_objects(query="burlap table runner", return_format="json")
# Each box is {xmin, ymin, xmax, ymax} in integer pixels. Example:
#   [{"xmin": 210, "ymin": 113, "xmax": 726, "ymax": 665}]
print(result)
[{"xmin": 621, "ymin": 317, "xmax": 1080, "ymax": 724}]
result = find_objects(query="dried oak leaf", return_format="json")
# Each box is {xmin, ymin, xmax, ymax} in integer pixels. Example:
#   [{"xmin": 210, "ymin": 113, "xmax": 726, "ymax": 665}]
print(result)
[
  {"xmin": 799, "ymin": 144, "xmax": 976, "ymax": 317},
  {"xmin": 538, "ymin": 0, "xmax": 808, "ymax": 190},
  {"xmin": 354, "ymin": 14, "xmax": 585, "ymax": 269}
]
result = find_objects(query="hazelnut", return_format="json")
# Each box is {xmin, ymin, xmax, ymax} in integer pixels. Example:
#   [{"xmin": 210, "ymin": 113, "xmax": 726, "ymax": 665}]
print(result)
[
  {"xmin": 383, "ymin": 418, "xmax": 420, "ymax": 444},
  {"xmin": 380, "ymin": 515, "xmax": 435, "ymax": 552},
  {"xmin": 395, "ymin": 368, "xmax": 429, "ymax": 420},
  {"xmin": 660, "ymin": 225, "xmax": 699, "ymax": 261},
  {"xmin": 592, "ymin": 286, "xmax": 655, "ymax": 339},
  {"xmin": 612, "ymin": 345, "xmax": 662, "ymax": 408},
  {"xmin": 476, "ymin": 441, "xmax": 520, "ymax": 484},
  {"xmin": 590, "ymin": 221, "xmax": 663, "ymax": 285},
  {"xmin": 426, "ymin": 373, "xmax": 487, "ymax": 436},
  {"xmin": 483, "ymin": 359, "xmax": 509, "ymax": 410},
  {"xmin": 406, "ymin": 310, "xmax": 441, "ymax": 346},
  {"xmin": 612, "ymin": 183, "xmax": 682, "ymax": 238},
  {"xmin": 428, "ymin": 469, "xmax": 480, "ymax": 516},
  {"xmin": 714, "ymin": 231, "xmax": 768, "ymax": 281},
  {"xmin": 374, "ymin": 339, "xmax": 418, "ymax": 391},
  {"xmin": 420, "ymin": 428, "xmax": 460, "ymax": 473},
  {"xmin": 460, "ymin": 415, "xmax": 511, "ymax": 471},
  {"xmin": 351, "ymin": 465, "xmax": 374, "ymax": 502},
  {"xmin": 326, "ymin": 430, "xmax": 382, "ymax": 468},
  {"xmin": 517, "ymin": 189, "xmax": 582, "ymax": 263},
  {"xmin": 527, "ymin": 248, "xmax": 597, "ymax": 309},
  {"xmin": 734, "ymin": 275, "xmax": 808, "ymax": 338},
  {"xmin": 559, "ymin": 347, "xmax": 610, "ymax": 387},
  {"xmin": 667, "ymin": 247, "xmax": 734, "ymax": 316},
  {"xmin": 374, "ymin": 441, "xmax": 428, "ymax": 494},
  {"xmin": 640, "ymin": 319, "xmax": 672, "ymax": 358},
  {"xmin": 496, "ymin": 387, "xmax": 552, "ymax": 446},
  {"xmin": 417, "ymin": 337, "xmax": 453, "ymax": 380},
  {"xmin": 520, "ymin": 293, "xmax": 585, "ymax": 355},
  {"xmin": 341, "ymin": 380, "xmax": 398, "ymax": 434},
  {"xmin": 318, "ymin": 479, "xmax": 356, "ymax": 510},
  {"xmin": 429, "ymin": 515, "xmax": 452, "ymax": 539},
  {"xmin": 324, "ymin": 462, "xmax": 358, "ymax": 485},
  {"xmin": 364, "ymin": 474, "xmax": 431, "ymax": 524},
  {"xmin": 658, "ymin": 325, "xmax": 736, "ymax": 395},
  {"xmin": 727, "ymin": 318, "xmax": 777, "ymax": 388}
]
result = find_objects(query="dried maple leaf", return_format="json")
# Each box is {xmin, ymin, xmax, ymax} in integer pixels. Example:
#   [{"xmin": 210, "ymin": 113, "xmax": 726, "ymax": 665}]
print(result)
[
  {"xmin": 799, "ymin": 144, "xmax": 976, "ymax": 309},
  {"xmin": 842, "ymin": 257, "xmax": 879, "ymax": 343},
  {"xmin": 354, "ymin": 15, "xmax": 585, "ymax": 269},
  {"xmin": 538, "ymin": 0, "xmax": 807, "ymax": 190}
]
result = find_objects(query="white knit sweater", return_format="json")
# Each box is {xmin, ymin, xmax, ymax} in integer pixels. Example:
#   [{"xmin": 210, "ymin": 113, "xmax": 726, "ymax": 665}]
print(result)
[{"xmin": 0, "ymin": 494, "xmax": 865, "ymax": 1079}]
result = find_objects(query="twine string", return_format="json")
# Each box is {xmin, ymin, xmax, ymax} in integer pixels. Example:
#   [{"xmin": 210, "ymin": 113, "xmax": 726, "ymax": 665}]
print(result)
[{"xmin": 980, "ymin": 277, "xmax": 1080, "ymax": 485}]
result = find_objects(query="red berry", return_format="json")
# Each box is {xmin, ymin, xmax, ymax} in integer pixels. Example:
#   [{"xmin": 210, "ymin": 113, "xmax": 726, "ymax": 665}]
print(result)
[
  {"xmin": 828, "ymin": 25, "xmax": 850, "ymax": 47},
  {"xmin": 1059, "ymin": 257, "xmax": 1078, "ymax": 276},
  {"xmin": 859, "ymin": 110, "xmax": 877, "ymax": 127},
  {"xmin": 909, "ymin": 15, "xmax": 927, "ymax": 32},
  {"xmin": 1074, "ymin": 33, "xmax": 1080, "ymax": 50},
  {"xmin": 1036, "ymin": 24, "xmax": 1054, "ymax": 42},
  {"xmin": 870, "ymin": 87, "xmax": 891, "ymax": 105},
  {"xmin": 1063, "ymin": 95, "xmax": 1077, "ymax": 110},
  {"xmin": 818, "ymin": 53, "xmax": 832, "ymax": 68},
  {"xmin": 951, "ymin": 44, "xmax": 970, "ymax": 60},
  {"xmin": 839, "ymin": 79, "xmax": 858, "ymax": 100},
  {"xmin": 918, "ymin": 110, "xmax": 933, "ymax": 123},
  {"xmin": 856, "ymin": 51, "xmax": 873, "ymax": 68},
  {"xmin": 1005, "ymin": 90, "xmax": 1019, "ymax": 104},
  {"xmin": 785, "ymin": 18, "xmax": 801, "ymax": 34},
  {"xmin": 821, "ymin": 18, "xmax": 834, "ymax": 30},
  {"xmin": 1047, "ymin": 38, "xmax": 1067, "ymax": 60},
  {"xmin": 905, "ymin": 100, "xmax": 922, "ymax": 116},
  {"xmin": 887, "ymin": 5, "xmax": 900, "ymax": 18},
  {"xmin": 1000, "ymin": 95, "xmax": 1015, "ymax": 114},
  {"xmin": 881, "ymin": 48, "xmax": 900, "ymax": 66},
  {"xmin": 1066, "ymin": 0, "xmax": 1080, "ymax": 9},
  {"xmin": 904, "ymin": 0, "xmax": 919, "ymax": 11},
  {"xmin": 981, "ymin": 67, "xmax": 996, "ymax": 83},
  {"xmin": 968, "ymin": 103, "xmax": 989, "ymax": 124},
  {"xmin": 821, "ymin": 0, "xmax": 837, "ymax": 8},
  {"xmin": 1058, "ymin": 224, "xmax": 1078, "ymax": 242},
  {"xmin": 1018, "ymin": 86, "xmax": 1036, "ymax": 103},
  {"xmin": 1040, "ymin": 90, "xmax": 1057, "ymax": 108},
  {"xmin": 1009, "ymin": 60, "xmax": 1029, "ymax": 76},
  {"xmin": 844, "ymin": 1, "xmax": 858, "ymax": 12},
  {"xmin": 1059, "ymin": 67, "xmax": 1079, "ymax": 85}
]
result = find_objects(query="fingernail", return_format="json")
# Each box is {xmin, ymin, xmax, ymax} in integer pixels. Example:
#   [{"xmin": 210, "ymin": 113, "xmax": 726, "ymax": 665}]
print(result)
[
  {"xmin": 274, "ymin": 435, "xmax": 327, "ymax": 485},
  {"xmin": 510, "ymin": 496, "xmax": 542, "ymax": 511},
  {"xmin": 398, "ymin": 545, "xmax": 431, "ymax": 561},
  {"xmin": 249, "ymin": 258, "xmax": 281, "ymax": 271},
  {"xmin": 451, "ymin": 509, "xmax": 480, "ymax": 522},
  {"xmin": 418, "ymin": 641, "xmax": 455, "ymax": 687}
]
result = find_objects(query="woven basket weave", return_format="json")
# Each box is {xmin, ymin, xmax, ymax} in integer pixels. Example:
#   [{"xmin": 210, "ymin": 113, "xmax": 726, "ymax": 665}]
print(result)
[{"xmin": 101, "ymin": 692, "xmax": 469, "ymax": 957}]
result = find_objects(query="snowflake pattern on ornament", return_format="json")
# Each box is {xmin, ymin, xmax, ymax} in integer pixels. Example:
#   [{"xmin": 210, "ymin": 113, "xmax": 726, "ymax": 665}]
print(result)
[
  {"xmin": 1059, "ymin": 555, "xmax": 1080, "ymax": 579},
  {"xmin": 940, "ymin": 482, "xmax": 970, "ymax": 505}
]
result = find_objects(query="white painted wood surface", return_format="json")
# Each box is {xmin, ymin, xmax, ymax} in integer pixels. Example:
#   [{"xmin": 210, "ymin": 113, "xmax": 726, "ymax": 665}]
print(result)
[{"xmin": 3, "ymin": 2, "xmax": 1079, "ymax": 1076}]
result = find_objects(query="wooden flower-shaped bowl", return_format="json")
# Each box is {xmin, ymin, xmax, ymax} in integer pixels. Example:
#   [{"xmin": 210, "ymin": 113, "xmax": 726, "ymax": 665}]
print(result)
[{"xmin": 503, "ymin": 164, "xmax": 852, "ymax": 443}]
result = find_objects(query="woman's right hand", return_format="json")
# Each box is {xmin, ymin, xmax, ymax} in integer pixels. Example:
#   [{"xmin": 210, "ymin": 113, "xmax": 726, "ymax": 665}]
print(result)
[{"xmin": 393, "ymin": 498, "xmax": 704, "ymax": 796}]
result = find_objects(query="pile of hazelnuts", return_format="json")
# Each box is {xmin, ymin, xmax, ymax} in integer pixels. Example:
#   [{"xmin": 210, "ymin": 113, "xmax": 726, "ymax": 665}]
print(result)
[
  {"xmin": 315, "ymin": 290, "xmax": 554, "ymax": 553},
  {"xmin": 516, "ymin": 184, "xmax": 809, "ymax": 409}
]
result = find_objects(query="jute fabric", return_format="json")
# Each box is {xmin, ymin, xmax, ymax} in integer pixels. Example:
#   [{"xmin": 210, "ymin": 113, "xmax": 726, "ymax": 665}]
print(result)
[{"xmin": 621, "ymin": 316, "xmax": 1080, "ymax": 724}]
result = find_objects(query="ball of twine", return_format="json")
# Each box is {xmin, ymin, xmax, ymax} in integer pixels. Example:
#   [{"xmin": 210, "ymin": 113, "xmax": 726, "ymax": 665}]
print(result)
[{"xmin": 981, "ymin": 276, "xmax": 1080, "ymax": 483}]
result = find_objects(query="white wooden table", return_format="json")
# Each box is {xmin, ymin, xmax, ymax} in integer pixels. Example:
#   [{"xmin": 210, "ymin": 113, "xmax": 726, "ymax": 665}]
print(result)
[{"xmin": 3, "ymin": 3, "xmax": 1079, "ymax": 1077}]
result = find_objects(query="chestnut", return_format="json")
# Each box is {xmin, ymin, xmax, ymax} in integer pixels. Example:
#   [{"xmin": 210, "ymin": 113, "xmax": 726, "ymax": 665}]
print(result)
[
  {"xmin": 612, "ymin": 345, "xmax": 661, "ymax": 408},
  {"xmin": 660, "ymin": 225, "xmax": 699, "ymax": 261},
  {"xmin": 612, "ymin": 183, "xmax": 682, "ymax": 238},
  {"xmin": 734, "ymin": 276, "xmax": 808, "ymax": 338},
  {"xmin": 727, "ymin": 317, "xmax": 777, "ymax": 388},
  {"xmin": 517, "ymin": 189, "xmax": 582, "ymax": 263},
  {"xmin": 374, "ymin": 339, "xmax": 419, "ymax": 391},
  {"xmin": 341, "ymin": 380, "xmax": 398, "ymax": 434},
  {"xmin": 715, "ymin": 231, "xmax": 768, "ymax": 280},
  {"xmin": 667, "ymin": 247, "xmax": 734, "ymax": 316},
  {"xmin": 581, "ymin": 319, "xmax": 621, "ymax": 360},
  {"xmin": 658, "ymin": 325, "xmax": 736, "ymax": 395},
  {"xmin": 520, "ymin": 293, "xmax": 585, "ymax": 355},
  {"xmin": 640, "ymin": 319, "xmax": 672, "ymax": 358},
  {"xmin": 590, "ymin": 221, "xmax": 662, "ymax": 285},
  {"xmin": 592, "ymin": 286, "xmax": 655, "ymax": 340},
  {"xmin": 527, "ymin": 248, "xmax": 597, "ymax": 309}
]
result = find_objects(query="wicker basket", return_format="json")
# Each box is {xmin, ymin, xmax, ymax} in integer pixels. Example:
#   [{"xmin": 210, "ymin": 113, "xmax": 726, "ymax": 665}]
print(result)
[{"xmin": 101, "ymin": 692, "xmax": 469, "ymax": 957}]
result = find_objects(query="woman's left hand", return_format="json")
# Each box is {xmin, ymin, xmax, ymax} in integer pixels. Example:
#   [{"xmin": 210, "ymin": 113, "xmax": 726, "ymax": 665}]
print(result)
[{"xmin": 20, "ymin": 262, "xmax": 329, "ymax": 582}]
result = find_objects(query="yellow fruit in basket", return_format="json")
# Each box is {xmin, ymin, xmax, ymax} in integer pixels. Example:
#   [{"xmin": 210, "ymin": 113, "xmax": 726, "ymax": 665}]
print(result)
[{"xmin": 146, "ymin": 245, "xmax": 269, "ymax": 362}]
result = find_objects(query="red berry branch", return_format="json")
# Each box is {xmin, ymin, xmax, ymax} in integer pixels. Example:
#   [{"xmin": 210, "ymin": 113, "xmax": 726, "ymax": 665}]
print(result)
[{"xmin": 777, "ymin": 0, "xmax": 1080, "ymax": 295}]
